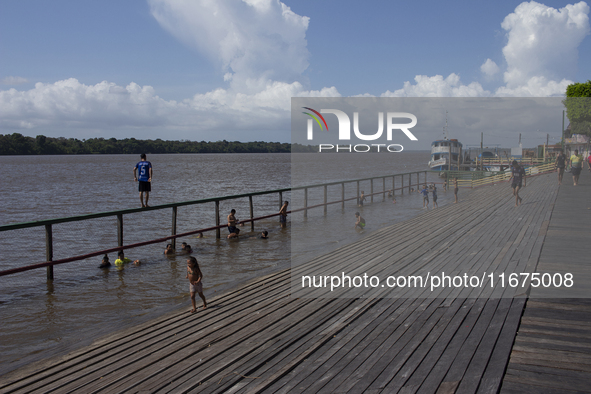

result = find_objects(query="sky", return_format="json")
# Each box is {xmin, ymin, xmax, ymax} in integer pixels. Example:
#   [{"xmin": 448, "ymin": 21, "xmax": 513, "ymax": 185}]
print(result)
[{"xmin": 0, "ymin": 0, "xmax": 589, "ymax": 145}]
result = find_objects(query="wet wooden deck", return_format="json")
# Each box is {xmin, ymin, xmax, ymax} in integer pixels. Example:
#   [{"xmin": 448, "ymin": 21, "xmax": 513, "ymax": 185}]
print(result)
[{"xmin": 1, "ymin": 170, "xmax": 589, "ymax": 393}]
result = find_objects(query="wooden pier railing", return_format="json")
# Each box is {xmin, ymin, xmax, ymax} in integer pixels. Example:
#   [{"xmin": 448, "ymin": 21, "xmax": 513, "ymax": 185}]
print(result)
[{"xmin": 0, "ymin": 170, "xmax": 431, "ymax": 279}]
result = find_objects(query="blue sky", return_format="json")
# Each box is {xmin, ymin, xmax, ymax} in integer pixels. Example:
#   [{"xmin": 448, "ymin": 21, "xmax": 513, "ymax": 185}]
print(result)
[{"xmin": 1, "ymin": 0, "xmax": 589, "ymax": 143}]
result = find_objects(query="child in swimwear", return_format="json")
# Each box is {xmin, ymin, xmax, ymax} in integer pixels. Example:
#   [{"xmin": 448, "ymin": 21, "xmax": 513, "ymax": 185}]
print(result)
[
  {"xmin": 354, "ymin": 212, "xmax": 366, "ymax": 230},
  {"xmin": 164, "ymin": 244, "xmax": 174, "ymax": 254},
  {"xmin": 181, "ymin": 242, "xmax": 192, "ymax": 253},
  {"xmin": 454, "ymin": 178, "xmax": 459, "ymax": 203},
  {"xmin": 99, "ymin": 254, "xmax": 111, "ymax": 269},
  {"xmin": 186, "ymin": 256, "xmax": 206, "ymax": 313},
  {"xmin": 358, "ymin": 191, "xmax": 366, "ymax": 207},
  {"xmin": 114, "ymin": 251, "xmax": 140, "ymax": 269}
]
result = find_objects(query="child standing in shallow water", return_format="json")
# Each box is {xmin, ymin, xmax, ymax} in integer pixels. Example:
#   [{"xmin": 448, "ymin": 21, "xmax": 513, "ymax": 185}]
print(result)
[{"xmin": 186, "ymin": 256, "xmax": 207, "ymax": 313}]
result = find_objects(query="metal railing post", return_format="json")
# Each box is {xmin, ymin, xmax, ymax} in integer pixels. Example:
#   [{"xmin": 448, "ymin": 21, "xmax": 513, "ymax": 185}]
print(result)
[
  {"xmin": 171, "ymin": 207, "xmax": 177, "ymax": 249},
  {"xmin": 215, "ymin": 201, "xmax": 220, "ymax": 239},
  {"xmin": 45, "ymin": 224, "xmax": 53, "ymax": 280}
]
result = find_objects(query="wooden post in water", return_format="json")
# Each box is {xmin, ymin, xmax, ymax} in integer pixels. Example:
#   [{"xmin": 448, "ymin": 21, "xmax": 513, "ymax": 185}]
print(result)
[
  {"xmin": 117, "ymin": 214, "xmax": 123, "ymax": 249},
  {"xmin": 323, "ymin": 185, "xmax": 327, "ymax": 214},
  {"xmin": 341, "ymin": 183, "xmax": 345, "ymax": 209},
  {"xmin": 370, "ymin": 179, "xmax": 373, "ymax": 203},
  {"xmin": 304, "ymin": 188, "xmax": 308, "ymax": 218},
  {"xmin": 45, "ymin": 224, "xmax": 53, "ymax": 280},
  {"xmin": 215, "ymin": 201, "xmax": 220, "ymax": 239},
  {"xmin": 356, "ymin": 181, "xmax": 360, "ymax": 205},
  {"xmin": 417, "ymin": 172, "xmax": 420, "ymax": 189},
  {"xmin": 171, "ymin": 207, "xmax": 177, "ymax": 249},
  {"xmin": 278, "ymin": 191, "xmax": 282, "ymax": 223},
  {"xmin": 382, "ymin": 177, "xmax": 386, "ymax": 201},
  {"xmin": 401, "ymin": 175, "xmax": 404, "ymax": 194},
  {"xmin": 392, "ymin": 176, "xmax": 395, "ymax": 195},
  {"xmin": 249, "ymin": 195, "xmax": 254, "ymax": 231}
]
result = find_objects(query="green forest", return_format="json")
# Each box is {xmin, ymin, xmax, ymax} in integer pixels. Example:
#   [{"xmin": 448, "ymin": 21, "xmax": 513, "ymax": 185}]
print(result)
[{"xmin": 0, "ymin": 133, "xmax": 315, "ymax": 155}]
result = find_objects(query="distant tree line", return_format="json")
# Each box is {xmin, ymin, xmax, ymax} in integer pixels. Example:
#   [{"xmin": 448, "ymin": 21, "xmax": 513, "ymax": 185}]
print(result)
[{"xmin": 0, "ymin": 133, "xmax": 317, "ymax": 155}]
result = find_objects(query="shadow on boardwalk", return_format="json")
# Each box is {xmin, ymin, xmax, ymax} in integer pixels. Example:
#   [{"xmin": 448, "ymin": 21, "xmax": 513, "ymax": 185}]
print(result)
[{"xmin": 1, "ymin": 171, "xmax": 589, "ymax": 393}]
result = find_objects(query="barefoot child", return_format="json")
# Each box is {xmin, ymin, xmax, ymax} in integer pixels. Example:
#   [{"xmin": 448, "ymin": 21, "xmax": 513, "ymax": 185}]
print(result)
[
  {"xmin": 186, "ymin": 256, "xmax": 207, "ymax": 313},
  {"xmin": 354, "ymin": 212, "xmax": 366, "ymax": 230}
]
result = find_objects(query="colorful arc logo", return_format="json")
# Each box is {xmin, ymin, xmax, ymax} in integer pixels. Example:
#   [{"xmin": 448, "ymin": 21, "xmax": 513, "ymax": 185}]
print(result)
[{"xmin": 302, "ymin": 107, "xmax": 328, "ymax": 131}]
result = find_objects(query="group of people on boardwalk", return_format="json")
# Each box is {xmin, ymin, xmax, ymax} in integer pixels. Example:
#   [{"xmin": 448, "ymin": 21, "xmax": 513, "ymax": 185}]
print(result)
[{"xmin": 555, "ymin": 149, "xmax": 589, "ymax": 186}]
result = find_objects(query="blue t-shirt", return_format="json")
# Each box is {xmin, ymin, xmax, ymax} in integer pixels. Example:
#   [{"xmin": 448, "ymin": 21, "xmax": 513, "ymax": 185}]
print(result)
[
  {"xmin": 135, "ymin": 161, "xmax": 152, "ymax": 182},
  {"xmin": 420, "ymin": 188, "xmax": 429, "ymax": 197}
]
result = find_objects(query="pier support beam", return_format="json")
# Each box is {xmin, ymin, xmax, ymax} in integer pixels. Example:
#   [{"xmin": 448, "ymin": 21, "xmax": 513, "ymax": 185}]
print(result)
[
  {"xmin": 249, "ymin": 196, "xmax": 254, "ymax": 231},
  {"xmin": 304, "ymin": 188, "xmax": 308, "ymax": 218},
  {"xmin": 383, "ymin": 177, "xmax": 386, "ymax": 201},
  {"xmin": 324, "ymin": 185, "xmax": 327, "ymax": 214},
  {"xmin": 45, "ymin": 224, "xmax": 53, "ymax": 280},
  {"xmin": 341, "ymin": 183, "xmax": 345, "ymax": 210},
  {"xmin": 215, "ymin": 201, "xmax": 220, "ymax": 239},
  {"xmin": 117, "ymin": 214, "xmax": 123, "ymax": 249},
  {"xmin": 370, "ymin": 179, "xmax": 373, "ymax": 203},
  {"xmin": 171, "ymin": 207, "xmax": 177, "ymax": 249}
]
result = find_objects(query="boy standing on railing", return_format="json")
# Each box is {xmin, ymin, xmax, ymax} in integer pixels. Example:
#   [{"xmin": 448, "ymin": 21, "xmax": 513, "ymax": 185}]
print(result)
[
  {"xmin": 510, "ymin": 160, "xmax": 526, "ymax": 207},
  {"xmin": 133, "ymin": 153, "xmax": 152, "ymax": 208},
  {"xmin": 186, "ymin": 256, "xmax": 206, "ymax": 313}
]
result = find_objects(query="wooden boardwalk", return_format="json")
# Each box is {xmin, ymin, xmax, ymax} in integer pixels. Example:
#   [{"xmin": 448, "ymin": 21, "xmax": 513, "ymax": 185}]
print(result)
[
  {"xmin": 501, "ymin": 169, "xmax": 591, "ymax": 394},
  {"xmin": 0, "ymin": 170, "xmax": 588, "ymax": 393}
]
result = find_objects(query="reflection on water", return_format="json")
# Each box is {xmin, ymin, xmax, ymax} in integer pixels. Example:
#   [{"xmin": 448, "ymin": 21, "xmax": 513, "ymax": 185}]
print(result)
[{"xmin": 0, "ymin": 151, "xmax": 464, "ymax": 375}]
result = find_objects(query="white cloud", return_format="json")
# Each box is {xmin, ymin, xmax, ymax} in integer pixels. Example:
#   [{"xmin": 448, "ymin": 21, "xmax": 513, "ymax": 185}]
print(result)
[
  {"xmin": 149, "ymin": 0, "xmax": 310, "ymax": 93},
  {"xmin": 500, "ymin": 1, "xmax": 589, "ymax": 91},
  {"xmin": 480, "ymin": 59, "xmax": 500, "ymax": 77},
  {"xmin": 381, "ymin": 74, "xmax": 490, "ymax": 97},
  {"xmin": 381, "ymin": 1, "xmax": 590, "ymax": 98},
  {"xmin": 2, "ymin": 76, "xmax": 29, "ymax": 85},
  {"xmin": 0, "ymin": 78, "xmax": 339, "ymax": 139}
]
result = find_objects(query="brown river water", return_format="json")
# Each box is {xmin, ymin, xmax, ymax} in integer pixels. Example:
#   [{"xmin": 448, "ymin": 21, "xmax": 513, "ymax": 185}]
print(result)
[{"xmin": 0, "ymin": 152, "xmax": 464, "ymax": 375}]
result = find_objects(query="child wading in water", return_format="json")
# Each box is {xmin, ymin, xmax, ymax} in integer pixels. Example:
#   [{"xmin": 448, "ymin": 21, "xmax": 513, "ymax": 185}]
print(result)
[{"xmin": 186, "ymin": 256, "xmax": 207, "ymax": 313}]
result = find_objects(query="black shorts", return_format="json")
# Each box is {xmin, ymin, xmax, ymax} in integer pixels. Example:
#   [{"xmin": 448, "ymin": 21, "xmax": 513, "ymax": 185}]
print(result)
[
  {"xmin": 138, "ymin": 181, "xmax": 151, "ymax": 192},
  {"xmin": 572, "ymin": 166, "xmax": 581, "ymax": 176},
  {"xmin": 228, "ymin": 226, "xmax": 240, "ymax": 234},
  {"xmin": 512, "ymin": 180, "xmax": 522, "ymax": 189}
]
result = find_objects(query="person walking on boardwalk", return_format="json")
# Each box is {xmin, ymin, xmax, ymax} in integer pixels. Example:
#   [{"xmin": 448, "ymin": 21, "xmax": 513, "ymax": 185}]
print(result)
[
  {"xmin": 569, "ymin": 149, "xmax": 583, "ymax": 186},
  {"xmin": 133, "ymin": 153, "xmax": 152, "ymax": 208},
  {"xmin": 431, "ymin": 184, "xmax": 438, "ymax": 208},
  {"xmin": 186, "ymin": 256, "xmax": 206, "ymax": 313},
  {"xmin": 279, "ymin": 201, "xmax": 289, "ymax": 228},
  {"xmin": 453, "ymin": 178, "xmax": 459, "ymax": 203},
  {"xmin": 420, "ymin": 185, "xmax": 429, "ymax": 209},
  {"xmin": 555, "ymin": 151, "xmax": 566, "ymax": 185},
  {"xmin": 509, "ymin": 160, "xmax": 526, "ymax": 207}
]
